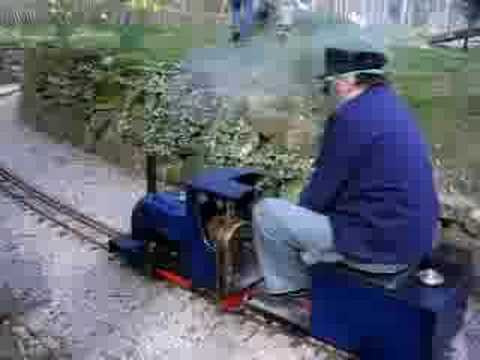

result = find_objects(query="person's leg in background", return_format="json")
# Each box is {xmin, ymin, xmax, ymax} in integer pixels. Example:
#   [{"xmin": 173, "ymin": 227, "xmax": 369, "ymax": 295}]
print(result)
[
  {"xmin": 239, "ymin": 0, "xmax": 255, "ymax": 38},
  {"xmin": 276, "ymin": 0, "xmax": 294, "ymax": 33},
  {"xmin": 252, "ymin": 198, "xmax": 343, "ymax": 295},
  {"xmin": 253, "ymin": 0, "xmax": 271, "ymax": 26},
  {"xmin": 230, "ymin": 0, "xmax": 242, "ymax": 41}
]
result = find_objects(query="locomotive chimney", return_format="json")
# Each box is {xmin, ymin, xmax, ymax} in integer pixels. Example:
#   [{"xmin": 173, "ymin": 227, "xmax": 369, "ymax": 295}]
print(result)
[{"xmin": 146, "ymin": 154, "xmax": 157, "ymax": 194}]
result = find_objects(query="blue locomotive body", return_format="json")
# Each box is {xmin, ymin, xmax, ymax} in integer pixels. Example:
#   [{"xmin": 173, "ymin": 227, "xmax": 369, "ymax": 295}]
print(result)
[{"xmin": 109, "ymin": 167, "xmax": 471, "ymax": 360}]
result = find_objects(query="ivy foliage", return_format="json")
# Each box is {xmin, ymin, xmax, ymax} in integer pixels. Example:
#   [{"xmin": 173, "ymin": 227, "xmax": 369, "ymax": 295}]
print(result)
[
  {"xmin": 34, "ymin": 49, "xmax": 315, "ymax": 195},
  {"xmin": 203, "ymin": 116, "xmax": 313, "ymax": 194}
]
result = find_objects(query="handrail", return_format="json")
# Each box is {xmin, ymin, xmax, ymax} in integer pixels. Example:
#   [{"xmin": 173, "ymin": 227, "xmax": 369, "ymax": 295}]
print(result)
[{"xmin": 430, "ymin": 26, "xmax": 480, "ymax": 45}]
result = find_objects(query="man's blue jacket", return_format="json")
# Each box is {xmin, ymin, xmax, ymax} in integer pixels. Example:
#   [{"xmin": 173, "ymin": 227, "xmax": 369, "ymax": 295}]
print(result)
[{"xmin": 299, "ymin": 84, "xmax": 440, "ymax": 265}]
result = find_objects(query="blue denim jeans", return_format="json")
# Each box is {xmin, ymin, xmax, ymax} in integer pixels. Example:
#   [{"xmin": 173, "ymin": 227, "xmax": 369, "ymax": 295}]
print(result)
[
  {"xmin": 230, "ymin": 0, "xmax": 254, "ymax": 37},
  {"xmin": 252, "ymin": 198, "xmax": 408, "ymax": 293}
]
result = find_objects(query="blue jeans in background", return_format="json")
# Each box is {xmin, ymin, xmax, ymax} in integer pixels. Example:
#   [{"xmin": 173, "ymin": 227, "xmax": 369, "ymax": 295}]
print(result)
[
  {"xmin": 230, "ymin": 0, "xmax": 255, "ymax": 38},
  {"xmin": 253, "ymin": 198, "xmax": 408, "ymax": 294}
]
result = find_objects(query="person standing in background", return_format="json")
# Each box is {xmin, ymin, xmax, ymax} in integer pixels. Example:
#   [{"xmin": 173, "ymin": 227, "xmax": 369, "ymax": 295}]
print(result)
[
  {"xmin": 275, "ymin": 0, "xmax": 312, "ymax": 41},
  {"xmin": 229, "ymin": 0, "xmax": 255, "ymax": 42},
  {"xmin": 228, "ymin": 0, "xmax": 307, "ymax": 43}
]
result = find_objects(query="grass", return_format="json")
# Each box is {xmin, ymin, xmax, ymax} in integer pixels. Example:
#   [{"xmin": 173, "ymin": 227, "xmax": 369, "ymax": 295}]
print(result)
[
  {"xmin": 0, "ymin": 22, "xmax": 219, "ymax": 63},
  {"xmin": 387, "ymin": 46, "xmax": 473, "ymax": 147},
  {"xmin": 390, "ymin": 46, "xmax": 468, "ymax": 73}
]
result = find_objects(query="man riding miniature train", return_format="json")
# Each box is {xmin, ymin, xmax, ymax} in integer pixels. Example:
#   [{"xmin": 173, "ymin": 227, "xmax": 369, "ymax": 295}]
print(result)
[{"xmin": 251, "ymin": 47, "xmax": 440, "ymax": 299}]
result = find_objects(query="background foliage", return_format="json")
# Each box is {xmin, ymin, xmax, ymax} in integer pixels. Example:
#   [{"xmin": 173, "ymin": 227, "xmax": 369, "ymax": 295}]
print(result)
[
  {"xmin": 32, "ymin": 46, "xmax": 314, "ymax": 195},
  {"xmin": 5, "ymin": 11, "xmax": 474, "ymax": 198}
]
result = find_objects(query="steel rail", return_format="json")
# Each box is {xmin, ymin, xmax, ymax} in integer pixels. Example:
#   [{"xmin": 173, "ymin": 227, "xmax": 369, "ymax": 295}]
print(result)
[
  {"xmin": 0, "ymin": 165, "xmax": 123, "ymax": 239},
  {"xmin": 0, "ymin": 179, "xmax": 110, "ymax": 250}
]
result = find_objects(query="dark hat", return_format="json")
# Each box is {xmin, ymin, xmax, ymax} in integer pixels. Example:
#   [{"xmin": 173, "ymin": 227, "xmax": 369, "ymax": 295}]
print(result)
[{"xmin": 322, "ymin": 47, "xmax": 387, "ymax": 78}]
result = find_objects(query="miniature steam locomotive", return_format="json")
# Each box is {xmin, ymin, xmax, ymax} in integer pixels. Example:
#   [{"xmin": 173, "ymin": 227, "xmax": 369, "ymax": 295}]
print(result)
[{"xmin": 109, "ymin": 165, "xmax": 471, "ymax": 360}]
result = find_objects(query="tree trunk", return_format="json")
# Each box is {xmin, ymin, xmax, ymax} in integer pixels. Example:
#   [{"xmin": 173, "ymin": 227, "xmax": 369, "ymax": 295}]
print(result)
[
  {"xmin": 407, "ymin": 0, "xmax": 414, "ymax": 26},
  {"xmin": 383, "ymin": 0, "xmax": 390, "ymax": 24},
  {"xmin": 463, "ymin": 22, "xmax": 471, "ymax": 51},
  {"xmin": 363, "ymin": 0, "xmax": 370, "ymax": 25},
  {"xmin": 445, "ymin": 0, "xmax": 453, "ymax": 32},
  {"xmin": 463, "ymin": 35, "xmax": 469, "ymax": 51},
  {"xmin": 400, "ymin": 0, "xmax": 409, "ymax": 25}
]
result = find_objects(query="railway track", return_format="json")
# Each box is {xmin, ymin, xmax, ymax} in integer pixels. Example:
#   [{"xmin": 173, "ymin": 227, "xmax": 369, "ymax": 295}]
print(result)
[
  {"xmin": 0, "ymin": 164, "xmax": 351, "ymax": 360},
  {"xmin": 0, "ymin": 165, "xmax": 122, "ymax": 250}
]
